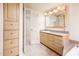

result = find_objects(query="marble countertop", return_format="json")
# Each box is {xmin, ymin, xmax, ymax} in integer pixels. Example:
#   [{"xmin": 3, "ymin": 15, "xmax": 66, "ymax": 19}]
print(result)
[{"xmin": 41, "ymin": 29, "xmax": 69, "ymax": 36}]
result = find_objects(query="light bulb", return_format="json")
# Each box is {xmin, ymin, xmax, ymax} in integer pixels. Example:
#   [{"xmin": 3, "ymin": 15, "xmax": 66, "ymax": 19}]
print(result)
[
  {"xmin": 57, "ymin": 6, "xmax": 61, "ymax": 10},
  {"xmin": 53, "ymin": 9, "xmax": 57, "ymax": 13},
  {"xmin": 49, "ymin": 11, "xmax": 53, "ymax": 14}
]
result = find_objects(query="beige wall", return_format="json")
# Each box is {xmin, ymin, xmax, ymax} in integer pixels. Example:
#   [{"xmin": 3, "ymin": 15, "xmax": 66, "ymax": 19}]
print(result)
[
  {"xmin": 68, "ymin": 4, "xmax": 79, "ymax": 41},
  {"xmin": 19, "ymin": 3, "xmax": 24, "ymax": 55},
  {"xmin": 0, "ymin": 3, "xmax": 3, "ymax": 56},
  {"xmin": 24, "ymin": 4, "xmax": 45, "ymax": 45}
]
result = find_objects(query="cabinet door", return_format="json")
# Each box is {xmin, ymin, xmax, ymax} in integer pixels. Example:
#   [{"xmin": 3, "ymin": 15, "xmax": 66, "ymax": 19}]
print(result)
[
  {"xmin": 4, "ymin": 3, "xmax": 19, "ymax": 21},
  {"xmin": 4, "ymin": 39, "xmax": 19, "ymax": 49},
  {"xmin": 4, "ymin": 22, "xmax": 19, "ymax": 30},
  {"xmin": 47, "ymin": 40, "xmax": 63, "ymax": 55},
  {"xmin": 4, "ymin": 31, "xmax": 18, "ymax": 40},
  {"xmin": 40, "ymin": 32, "xmax": 48, "ymax": 44},
  {"xmin": 4, "ymin": 47, "xmax": 19, "ymax": 56},
  {"xmin": 4, "ymin": 3, "xmax": 7, "ymax": 20}
]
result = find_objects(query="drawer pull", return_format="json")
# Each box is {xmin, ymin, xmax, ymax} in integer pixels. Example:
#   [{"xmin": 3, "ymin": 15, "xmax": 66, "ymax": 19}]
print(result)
[
  {"xmin": 10, "ymin": 24, "xmax": 13, "ymax": 25},
  {"xmin": 10, "ymin": 51, "xmax": 13, "ymax": 54},
  {"xmin": 10, "ymin": 33, "xmax": 13, "ymax": 35},
  {"xmin": 10, "ymin": 42, "xmax": 13, "ymax": 44}
]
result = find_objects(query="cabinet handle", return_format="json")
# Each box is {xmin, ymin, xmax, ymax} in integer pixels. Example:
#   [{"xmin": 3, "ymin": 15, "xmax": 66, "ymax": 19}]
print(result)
[
  {"xmin": 10, "ymin": 42, "xmax": 13, "ymax": 44},
  {"xmin": 10, "ymin": 24, "xmax": 13, "ymax": 25},
  {"xmin": 10, "ymin": 33, "xmax": 13, "ymax": 35},
  {"xmin": 10, "ymin": 50, "xmax": 13, "ymax": 54}
]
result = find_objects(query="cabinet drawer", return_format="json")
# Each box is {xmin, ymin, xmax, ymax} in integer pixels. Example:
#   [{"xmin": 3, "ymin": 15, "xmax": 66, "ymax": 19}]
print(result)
[
  {"xmin": 48, "ymin": 34, "xmax": 62, "ymax": 42},
  {"xmin": 4, "ymin": 47, "xmax": 19, "ymax": 56},
  {"xmin": 48, "ymin": 38, "xmax": 63, "ymax": 45},
  {"xmin": 48, "ymin": 34, "xmax": 55, "ymax": 41},
  {"xmin": 40, "ymin": 37, "xmax": 47, "ymax": 45},
  {"xmin": 48, "ymin": 39, "xmax": 63, "ymax": 48},
  {"xmin": 4, "ymin": 31, "xmax": 18, "ymax": 40},
  {"xmin": 4, "ymin": 22, "xmax": 18, "ymax": 30},
  {"xmin": 40, "ymin": 32, "xmax": 48, "ymax": 36},
  {"xmin": 40, "ymin": 32, "xmax": 48, "ymax": 44},
  {"xmin": 48, "ymin": 34, "xmax": 63, "ymax": 45},
  {"xmin": 54, "ymin": 35, "xmax": 62, "ymax": 40},
  {"xmin": 47, "ymin": 41, "xmax": 63, "ymax": 55},
  {"xmin": 4, "ymin": 39, "xmax": 19, "ymax": 49}
]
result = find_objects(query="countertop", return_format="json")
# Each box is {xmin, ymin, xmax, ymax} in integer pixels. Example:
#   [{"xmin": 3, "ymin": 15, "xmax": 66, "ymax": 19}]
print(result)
[{"xmin": 41, "ymin": 29, "xmax": 69, "ymax": 36}]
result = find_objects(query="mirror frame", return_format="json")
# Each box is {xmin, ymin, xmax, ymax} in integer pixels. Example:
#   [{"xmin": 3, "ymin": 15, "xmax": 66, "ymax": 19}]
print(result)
[{"xmin": 45, "ymin": 5, "xmax": 68, "ymax": 31}]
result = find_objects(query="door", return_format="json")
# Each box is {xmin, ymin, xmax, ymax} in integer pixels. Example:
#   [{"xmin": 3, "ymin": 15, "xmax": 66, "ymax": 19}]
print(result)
[{"xmin": 23, "ymin": 8, "xmax": 31, "ymax": 54}]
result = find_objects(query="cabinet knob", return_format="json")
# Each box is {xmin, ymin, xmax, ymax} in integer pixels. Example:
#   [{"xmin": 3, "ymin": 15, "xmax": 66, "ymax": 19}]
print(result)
[
  {"xmin": 10, "ymin": 50, "xmax": 13, "ymax": 54},
  {"xmin": 10, "ymin": 33, "xmax": 13, "ymax": 35},
  {"xmin": 10, "ymin": 24, "xmax": 13, "ymax": 25},
  {"xmin": 10, "ymin": 42, "xmax": 13, "ymax": 44}
]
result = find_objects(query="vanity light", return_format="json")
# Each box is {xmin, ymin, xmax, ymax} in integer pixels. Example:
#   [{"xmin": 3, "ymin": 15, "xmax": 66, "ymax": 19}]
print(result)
[
  {"xmin": 44, "ymin": 13, "xmax": 48, "ymax": 15},
  {"xmin": 62, "ymin": 6, "xmax": 66, "ymax": 10},
  {"xmin": 57, "ymin": 6, "xmax": 61, "ymax": 10},
  {"xmin": 48, "ymin": 11, "xmax": 53, "ymax": 14},
  {"xmin": 53, "ymin": 9, "xmax": 57, "ymax": 13}
]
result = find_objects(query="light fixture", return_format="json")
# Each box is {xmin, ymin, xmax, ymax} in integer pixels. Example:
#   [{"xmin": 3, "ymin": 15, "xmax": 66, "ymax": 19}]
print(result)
[
  {"xmin": 53, "ymin": 9, "xmax": 57, "ymax": 13},
  {"xmin": 62, "ymin": 6, "xmax": 65, "ymax": 10},
  {"xmin": 48, "ymin": 11, "xmax": 53, "ymax": 14},
  {"xmin": 44, "ymin": 13, "xmax": 47, "ymax": 15},
  {"xmin": 57, "ymin": 6, "xmax": 61, "ymax": 10}
]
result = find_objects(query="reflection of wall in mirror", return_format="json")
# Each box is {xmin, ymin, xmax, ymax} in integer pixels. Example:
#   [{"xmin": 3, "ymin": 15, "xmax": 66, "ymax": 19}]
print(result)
[
  {"xmin": 46, "ymin": 15, "xmax": 56, "ymax": 27},
  {"xmin": 56, "ymin": 15, "xmax": 64, "ymax": 27}
]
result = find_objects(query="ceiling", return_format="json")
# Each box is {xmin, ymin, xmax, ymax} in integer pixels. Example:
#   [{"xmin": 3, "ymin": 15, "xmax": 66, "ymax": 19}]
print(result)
[{"xmin": 25, "ymin": 3, "xmax": 63, "ymax": 13}]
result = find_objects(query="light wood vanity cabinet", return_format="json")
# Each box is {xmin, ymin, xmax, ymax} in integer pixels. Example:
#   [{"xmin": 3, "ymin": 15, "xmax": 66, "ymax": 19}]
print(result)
[
  {"xmin": 4, "ymin": 22, "xmax": 19, "ymax": 30},
  {"xmin": 40, "ymin": 32, "xmax": 70, "ymax": 55},
  {"xmin": 3, "ymin": 3, "xmax": 19, "ymax": 56},
  {"xmin": 40, "ymin": 33, "xmax": 48, "ymax": 45},
  {"xmin": 4, "ymin": 31, "xmax": 18, "ymax": 40},
  {"xmin": 4, "ymin": 47, "xmax": 19, "ymax": 56},
  {"xmin": 4, "ymin": 39, "xmax": 19, "ymax": 49}
]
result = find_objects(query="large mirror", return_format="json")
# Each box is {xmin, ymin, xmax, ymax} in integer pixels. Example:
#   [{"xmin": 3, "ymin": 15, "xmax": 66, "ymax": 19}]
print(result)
[{"xmin": 45, "ymin": 5, "xmax": 67, "ymax": 29}]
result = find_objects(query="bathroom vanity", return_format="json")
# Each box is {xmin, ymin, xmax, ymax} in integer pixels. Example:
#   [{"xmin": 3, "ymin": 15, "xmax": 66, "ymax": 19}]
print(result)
[
  {"xmin": 40, "ymin": 5, "xmax": 75, "ymax": 56},
  {"xmin": 40, "ymin": 30, "xmax": 75, "ymax": 55}
]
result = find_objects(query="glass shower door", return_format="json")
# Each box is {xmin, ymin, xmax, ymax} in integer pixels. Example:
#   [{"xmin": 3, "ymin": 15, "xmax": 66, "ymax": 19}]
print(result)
[{"xmin": 23, "ymin": 7, "xmax": 31, "ymax": 55}]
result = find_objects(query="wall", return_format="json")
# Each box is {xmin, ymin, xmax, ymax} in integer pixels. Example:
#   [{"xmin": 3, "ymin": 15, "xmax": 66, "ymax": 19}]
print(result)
[
  {"xmin": 30, "ymin": 11, "xmax": 39, "ymax": 44},
  {"xmin": 0, "ymin": 3, "xmax": 3, "ymax": 56},
  {"xmin": 30, "ymin": 11, "xmax": 45, "ymax": 44},
  {"xmin": 19, "ymin": 3, "xmax": 24, "ymax": 55},
  {"xmin": 24, "ymin": 4, "xmax": 45, "ymax": 44},
  {"xmin": 38, "ymin": 13, "xmax": 45, "ymax": 30},
  {"xmin": 37, "ymin": 13, "xmax": 45, "ymax": 43},
  {"xmin": 68, "ymin": 4, "xmax": 79, "ymax": 41}
]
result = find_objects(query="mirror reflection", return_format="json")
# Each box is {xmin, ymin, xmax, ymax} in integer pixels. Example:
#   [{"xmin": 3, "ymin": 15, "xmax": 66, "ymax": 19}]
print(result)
[{"xmin": 45, "ymin": 5, "xmax": 66, "ymax": 28}]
